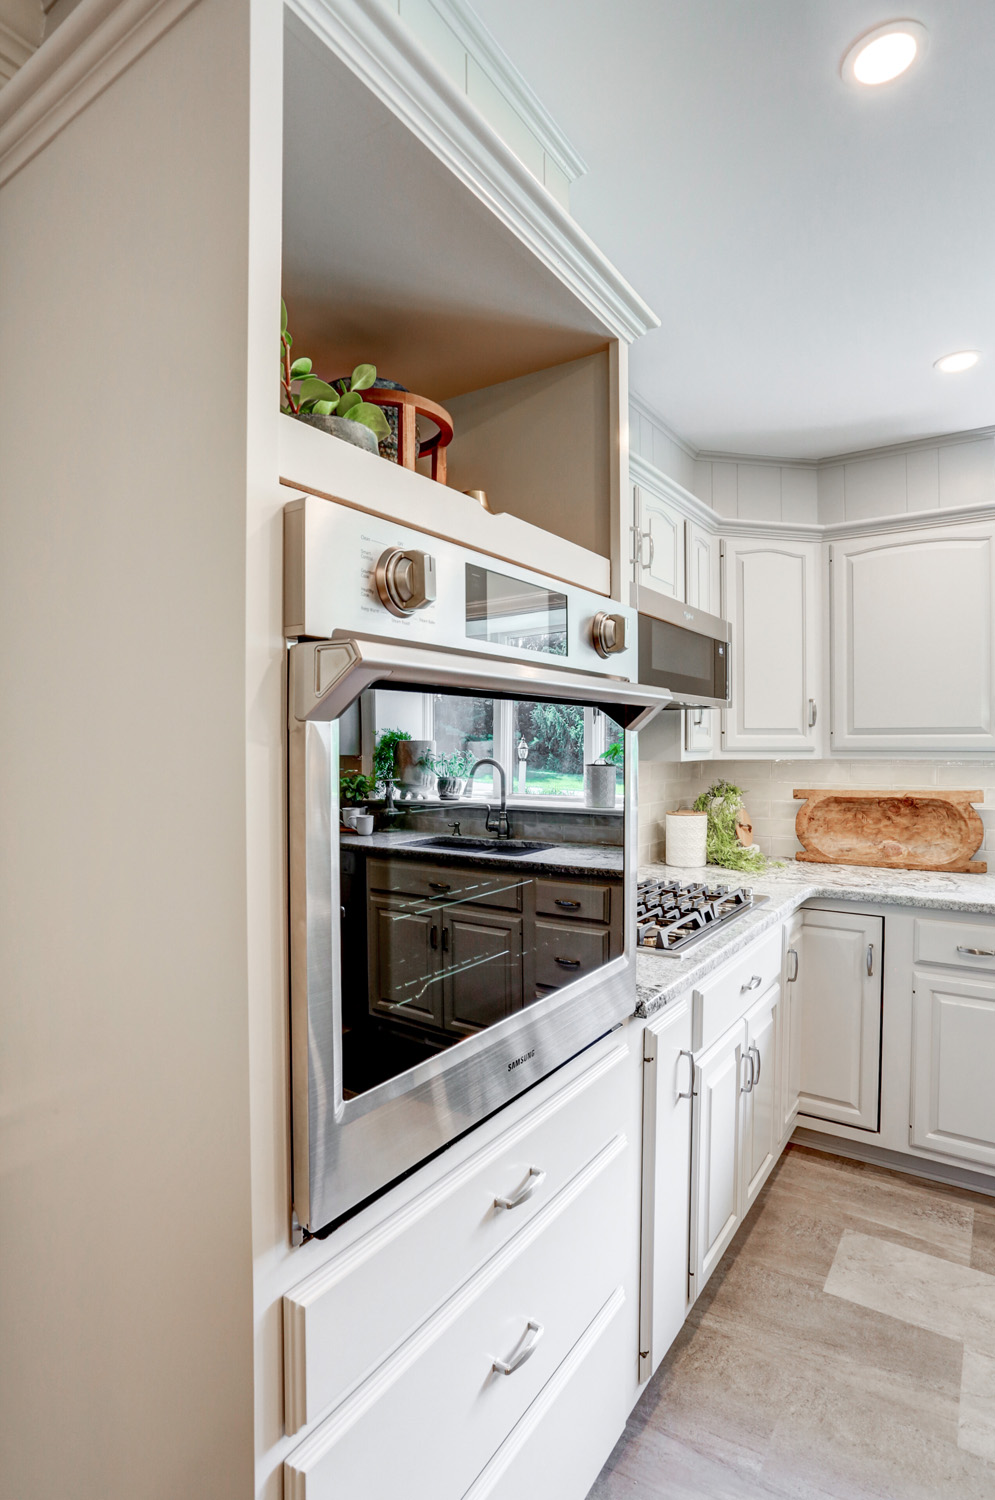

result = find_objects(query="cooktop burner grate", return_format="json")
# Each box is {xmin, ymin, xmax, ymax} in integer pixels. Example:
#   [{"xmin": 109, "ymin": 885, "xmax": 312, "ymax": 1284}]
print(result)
[{"xmin": 636, "ymin": 878, "xmax": 767, "ymax": 956}]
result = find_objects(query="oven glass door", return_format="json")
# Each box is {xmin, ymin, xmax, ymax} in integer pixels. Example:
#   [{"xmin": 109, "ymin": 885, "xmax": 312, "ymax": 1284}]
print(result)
[
  {"xmin": 638, "ymin": 613, "xmax": 729, "ymax": 703},
  {"xmin": 337, "ymin": 682, "xmax": 624, "ymax": 1099}
]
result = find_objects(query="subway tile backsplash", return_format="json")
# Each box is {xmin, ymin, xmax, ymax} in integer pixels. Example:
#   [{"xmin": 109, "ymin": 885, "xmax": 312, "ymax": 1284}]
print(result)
[{"xmin": 637, "ymin": 757, "xmax": 995, "ymax": 863}]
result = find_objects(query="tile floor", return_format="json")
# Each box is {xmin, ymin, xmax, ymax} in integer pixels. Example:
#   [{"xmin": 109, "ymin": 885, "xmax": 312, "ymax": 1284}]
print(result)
[{"xmin": 588, "ymin": 1144, "xmax": 995, "ymax": 1499}]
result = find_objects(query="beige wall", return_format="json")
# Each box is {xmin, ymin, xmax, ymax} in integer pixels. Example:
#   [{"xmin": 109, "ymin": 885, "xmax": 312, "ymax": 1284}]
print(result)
[
  {"xmin": 0, "ymin": 3, "xmax": 256, "ymax": 1495},
  {"xmin": 638, "ymin": 756, "xmax": 995, "ymax": 865}
]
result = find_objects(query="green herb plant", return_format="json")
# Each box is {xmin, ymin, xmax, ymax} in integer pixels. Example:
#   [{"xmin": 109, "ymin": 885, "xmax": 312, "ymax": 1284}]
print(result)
[
  {"xmin": 691, "ymin": 779, "xmax": 780, "ymax": 874},
  {"xmin": 424, "ymin": 750, "xmax": 474, "ymax": 779},
  {"xmin": 598, "ymin": 741, "xmax": 624, "ymax": 767},
  {"xmin": 339, "ymin": 770, "xmax": 376, "ymax": 806},
  {"xmin": 280, "ymin": 301, "xmax": 390, "ymax": 441},
  {"xmin": 373, "ymin": 729, "xmax": 412, "ymax": 794}
]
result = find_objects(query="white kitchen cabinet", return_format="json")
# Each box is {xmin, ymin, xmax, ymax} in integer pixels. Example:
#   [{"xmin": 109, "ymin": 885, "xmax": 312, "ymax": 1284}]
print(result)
[
  {"xmin": 797, "ymin": 909, "xmax": 883, "ymax": 1132},
  {"xmin": 829, "ymin": 522, "xmax": 995, "ymax": 753},
  {"xmin": 742, "ymin": 982, "xmax": 781, "ymax": 1209},
  {"xmin": 634, "ymin": 480, "xmax": 685, "ymax": 600},
  {"xmin": 720, "ymin": 538, "xmax": 823, "ymax": 754},
  {"xmin": 689, "ymin": 1020, "xmax": 746, "ymax": 1296},
  {"xmin": 683, "ymin": 521, "xmax": 720, "ymax": 756},
  {"xmin": 638, "ymin": 998, "xmax": 694, "ymax": 1383},
  {"xmin": 911, "ymin": 972, "xmax": 995, "ymax": 1169},
  {"xmin": 780, "ymin": 916, "xmax": 804, "ymax": 1140}
]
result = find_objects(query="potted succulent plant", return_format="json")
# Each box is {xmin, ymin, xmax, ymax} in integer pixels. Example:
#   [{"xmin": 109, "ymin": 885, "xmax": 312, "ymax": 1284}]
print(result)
[
  {"xmin": 584, "ymin": 740, "xmax": 623, "ymax": 809},
  {"xmin": 425, "ymin": 749, "xmax": 474, "ymax": 801},
  {"xmin": 280, "ymin": 301, "xmax": 390, "ymax": 454}
]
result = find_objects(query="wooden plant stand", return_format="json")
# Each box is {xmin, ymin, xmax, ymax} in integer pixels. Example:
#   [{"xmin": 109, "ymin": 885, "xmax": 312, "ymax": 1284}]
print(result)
[{"xmin": 361, "ymin": 389, "xmax": 454, "ymax": 484}]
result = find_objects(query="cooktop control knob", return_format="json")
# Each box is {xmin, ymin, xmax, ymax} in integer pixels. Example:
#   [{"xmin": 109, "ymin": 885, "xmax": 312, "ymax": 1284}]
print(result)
[
  {"xmin": 375, "ymin": 547, "xmax": 437, "ymax": 616},
  {"xmin": 592, "ymin": 611, "xmax": 627, "ymax": 657}
]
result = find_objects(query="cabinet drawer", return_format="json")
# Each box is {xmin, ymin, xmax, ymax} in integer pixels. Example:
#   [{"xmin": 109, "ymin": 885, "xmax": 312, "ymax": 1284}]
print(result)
[
  {"xmin": 914, "ymin": 917, "xmax": 995, "ymax": 973},
  {"xmin": 692, "ymin": 927, "xmax": 782, "ymax": 1051},
  {"xmin": 535, "ymin": 919, "xmax": 611, "ymax": 987},
  {"xmin": 284, "ymin": 1135, "xmax": 628, "ymax": 1500},
  {"xmin": 283, "ymin": 1039, "xmax": 628, "ymax": 1433},
  {"xmin": 367, "ymin": 858, "xmax": 523, "ymax": 910},
  {"xmin": 536, "ymin": 878, "xmax": 612, "ymax": 924}
]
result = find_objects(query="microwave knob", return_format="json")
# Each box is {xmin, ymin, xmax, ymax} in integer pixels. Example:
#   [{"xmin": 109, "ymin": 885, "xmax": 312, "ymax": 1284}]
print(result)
[
  {"xmin": 592, "ymin": 611, "xmax": 626, "ymax": 657},
  {"xmin": 375, "ymin": 548, "xmax": 437, "ymax": 616}
]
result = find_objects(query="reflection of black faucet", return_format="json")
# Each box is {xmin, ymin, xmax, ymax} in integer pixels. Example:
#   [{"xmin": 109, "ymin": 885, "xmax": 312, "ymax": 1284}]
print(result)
[
  {"xmin": 448, "ymin": 821, "xmax": 461, "ymax": 837},
  {"xmin": 466, "ymin": 758, "xmax": 511, "ymax": 839}
]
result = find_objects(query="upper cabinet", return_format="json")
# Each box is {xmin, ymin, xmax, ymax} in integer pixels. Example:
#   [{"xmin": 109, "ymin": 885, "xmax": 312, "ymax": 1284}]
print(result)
[
  {"xmin": 633, "ymin": 480, "xmax": 685, "ymax": 600},
  {"xmin": 720, "ymin": 538, "xmax": 823, "ymax": 755},
  {"xmin": 830, "ymin": 522, "xmax": 995, "ymax": 753}
]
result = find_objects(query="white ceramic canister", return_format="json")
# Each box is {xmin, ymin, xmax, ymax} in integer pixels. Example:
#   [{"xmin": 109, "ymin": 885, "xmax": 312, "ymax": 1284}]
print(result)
[{"xmin": 665, "ymin": 810, "xmax": 708, "ymax": 867}]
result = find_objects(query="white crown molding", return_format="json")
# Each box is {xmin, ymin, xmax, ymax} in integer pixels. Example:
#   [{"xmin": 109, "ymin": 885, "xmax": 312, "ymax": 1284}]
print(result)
[
  {"xmin": 695, "ymin": 449, "xmax": 819, "ymax": 470},
  {"xmin": 287, "ymin": 0, "xmax": 658, "ymax": 344},
  {"xmin": 631, "ymin": 449, "xmax": 995, "ymax": 543},
  {"xmin": 811, "ymin": 425, "xmax": 995, "ymax": 468},
  {"xmin": 0, "ymin": 0, "xmax": 200, "ymax": 185},
  {"xmin": 629, "ymin": 391, "xmax": 699, "ymax": 463},
  {"xmin": 426, "ymin": 0, "xmax": 587, "ymax": 182}
]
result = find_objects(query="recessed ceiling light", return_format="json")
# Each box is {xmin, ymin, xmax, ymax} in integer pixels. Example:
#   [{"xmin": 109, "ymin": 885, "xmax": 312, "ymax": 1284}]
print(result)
[
  {"xmin": 934, "ymin": 350, "xmax": 981, "ymax": 374},
  {"xmin": 841, "ymin": 20, "xmax": 929, "ymax": 86}
]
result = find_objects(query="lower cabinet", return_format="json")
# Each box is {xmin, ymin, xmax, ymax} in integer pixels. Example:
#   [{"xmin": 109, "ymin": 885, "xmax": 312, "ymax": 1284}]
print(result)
[
  {"xmin": 637, "ymin": 998, "xmax": 693, "ymax": 1383},
  {"xmin": 911, "ymin": 970, "xmax": 995, "ymax": 1169},
  {"xmin": 780, "ymin": 915, "xmax": 803, "ymax": 1138},
  {"xmin": 742, "ymin": 982, "xmax": 781, "ymax": 1210},
  {"xmin": 797, "ymin": 908, "xmax": 883, "ymax": 1132},
  {"xmin": 689, "ymin": 1019, "xmax": 746, "ymax": 1296}
]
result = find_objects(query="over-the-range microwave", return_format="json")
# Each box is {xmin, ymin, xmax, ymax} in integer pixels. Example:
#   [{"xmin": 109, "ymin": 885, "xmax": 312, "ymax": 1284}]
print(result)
[{"xmin": 637, "ymin": 584, "xmax": 731, "ymax": 710}]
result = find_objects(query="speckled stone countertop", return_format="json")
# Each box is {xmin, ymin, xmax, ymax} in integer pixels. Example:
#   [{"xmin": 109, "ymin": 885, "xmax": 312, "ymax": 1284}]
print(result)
[
  {"xmin": 635, "ymin": 859, "xmax": 995, "ymax": 1018},
  {"xmin": 340, "ymin": 828, "xmax": 623, "ymax": 878}
]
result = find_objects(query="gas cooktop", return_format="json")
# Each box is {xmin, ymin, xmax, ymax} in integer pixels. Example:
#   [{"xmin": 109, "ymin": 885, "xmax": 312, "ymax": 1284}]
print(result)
[{"xmin": 636, "ymin": 877, "xmax": 768, "ymax": 956}]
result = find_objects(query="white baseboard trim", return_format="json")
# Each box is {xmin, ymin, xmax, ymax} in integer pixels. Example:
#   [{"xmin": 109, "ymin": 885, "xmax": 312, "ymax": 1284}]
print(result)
[{"xmin": 791, "ymin": 1126, "xmax": 995, "ymax": 1199}]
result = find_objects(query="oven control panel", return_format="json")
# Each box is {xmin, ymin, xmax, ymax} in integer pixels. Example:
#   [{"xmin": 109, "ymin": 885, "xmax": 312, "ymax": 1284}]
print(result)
[{"xmin": 284, "ymin": 495, "xmax": 637, "ymax": 678}]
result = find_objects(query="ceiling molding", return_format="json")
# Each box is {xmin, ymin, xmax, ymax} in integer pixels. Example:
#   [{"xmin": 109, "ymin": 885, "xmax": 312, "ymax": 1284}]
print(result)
[
  {"xmin": 0, "ymin": 0, "xmax": 200, "ymax": 184},
  {"xmin": 628, "ymin": 392, "xmax": 698, "ymax": 462},
  {"xmin": 288, "ymin": 0, "xmax": 658, "ymax": 344},
  {"xmin": 427, "ymin": 0, "xmax": 587, "ymax": 182},
  {"xmin": 630, "ymin": 451, "xmax": 717, "ymax": 529}
]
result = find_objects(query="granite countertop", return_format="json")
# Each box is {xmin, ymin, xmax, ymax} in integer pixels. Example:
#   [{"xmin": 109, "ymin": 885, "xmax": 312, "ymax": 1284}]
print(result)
[
  {"xmin": 340, "ymin": 828, "xmax": 623, "ymax": 877},
  {"xmin": 635, "ymin": 859, "xmax": 995, "ymax": 1018}
]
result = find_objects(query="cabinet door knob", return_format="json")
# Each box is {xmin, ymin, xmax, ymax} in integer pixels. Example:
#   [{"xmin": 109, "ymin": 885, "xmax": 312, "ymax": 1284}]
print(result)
[
  {"xmin": 741, "ymin": 974, "xmax": 762, "ymax": 993},
  {"xmin": 494, "ymin": 1165, "xmax": 546, "ymax": 1212},
  {"xmin": 492, "ymin": 1319, "xmax": 544, "ymax": 1376}
]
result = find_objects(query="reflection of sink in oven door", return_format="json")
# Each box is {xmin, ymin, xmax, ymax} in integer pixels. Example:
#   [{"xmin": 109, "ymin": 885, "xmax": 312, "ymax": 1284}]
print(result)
[{"xmin": 408, "ymin": 836, "xmax": 555, "ymax": 856}]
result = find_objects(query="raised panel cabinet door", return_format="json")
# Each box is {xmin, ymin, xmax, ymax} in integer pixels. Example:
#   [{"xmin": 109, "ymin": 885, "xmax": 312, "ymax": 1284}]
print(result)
[
  {"xmin": 720, "ymin": 539, "xmax": 821, "ymax": 753},
  {"xmin": 780, "ymin": 915, "xmax": 804, "ymax": 1139},
  {"xmin": 911, "ymin": 972, "xmax": 995, "ymax": 1168},
  {"xmin": 638, "ymin": 998, "xmax": 694, "ymax": 1383},
  {"xmin": 690, "ymin": 1022, "xmax": 746, "ymax": 1299},
  {"xmin": 830, "ymin": 525, "xmax": 995, "ymax": 752},
  {"xmin": 743, "ymin": 983, "xmax": 780, "ymax": 1209},
  {"xmin": 685, "ymin": 521, "xmax": 718, "ymax": 613},
  {"xmin": 636, "ymin": 483, "xmax": 685, "ymax": 600},
  {"xmin": 369, "ymin": 894, "xmax": 445, "ymax": 1027},
  {"xmin": 443, "ymin": 908, "xmax": 523, "ymax": 1035},
  {"xmin": 797, "ymin": 910, "xmax": 883, "ymax": 1132}
]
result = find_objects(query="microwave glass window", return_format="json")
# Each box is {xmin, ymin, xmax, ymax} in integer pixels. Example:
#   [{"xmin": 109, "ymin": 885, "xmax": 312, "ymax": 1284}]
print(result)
[
  {"xmin": 465, "ymin": 564, "xmax": 568, "ymax": 655},
  {"xmin": 336, "ymin": 685, "xmax": 623, "ymax": 1099},
  {"xmin": 640, "ymin": 615, "xmax": 727, "ymax": 700}
]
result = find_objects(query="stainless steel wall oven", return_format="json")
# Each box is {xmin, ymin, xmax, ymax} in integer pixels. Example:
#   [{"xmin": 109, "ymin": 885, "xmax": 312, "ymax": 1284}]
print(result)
[{"xmin": 285, "ymin": 498, "xmax": 669, "ymax": 1237}]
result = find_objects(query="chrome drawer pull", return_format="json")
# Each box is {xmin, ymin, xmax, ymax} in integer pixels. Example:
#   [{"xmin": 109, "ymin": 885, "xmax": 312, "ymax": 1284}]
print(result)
[
  {"xmin": 957, "ymin": 945, "xmax": 995, "ymax": 957},
  {"xmin": 555, "ymin": 956, "xmax": 582, "ymax": 968},
  {"xmin": 554, "ymin": 898, "xmax": 581, "ymax": 909},
  {"xmin": 787, "ymin": 947, "xmax": 799, "ymax": 983},
  {"xmin": 492, "ymin": 1319, "xmax": 544, "ymax": 1376},
  {"xmin": 741, "ymin": 1052, "xmax": 755, "ymax": 1093},
  {"xmin": 676, "ymin": 1049, "xmax": 694, "ymax": 1100},
  {"xmin": 494, "ymin": 1166, "xmax": 546, "ymax": 1211},
  {"xmin": 866, "ymin": 943, "xmax": 874, "ymax": 976},
  {"xmin": 750, "ymin": 1042, "xmax": 762, "ymax": 1086},
  {"xmin": 741, "ymin": 974, "xmax": 762, "ymax": 993}
]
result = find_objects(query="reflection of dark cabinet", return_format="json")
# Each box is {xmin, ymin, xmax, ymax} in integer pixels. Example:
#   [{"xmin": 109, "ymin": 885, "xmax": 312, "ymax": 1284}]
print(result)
[
  {"xmin": 444, "ymin": 908, "xmax": 523, "ymax": 1035},
  {"xmin": 369, "ymin": 895, "xmax": 446, "ymax": 1028}
]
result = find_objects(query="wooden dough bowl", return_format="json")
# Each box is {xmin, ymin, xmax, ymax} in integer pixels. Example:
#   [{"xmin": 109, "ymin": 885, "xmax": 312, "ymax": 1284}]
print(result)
[{"xmin": 793, "ymin": 788, "xmax": 986, "ymax": 874}]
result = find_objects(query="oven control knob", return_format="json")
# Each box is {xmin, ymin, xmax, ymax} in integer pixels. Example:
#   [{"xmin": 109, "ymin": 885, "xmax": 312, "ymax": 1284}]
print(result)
[
  {"xmin": 375, "ymin": 548, "xmax": 437, "ymax": 616},
  {"xmin": 592, "ymin": 611, "xmax": 626, "ymax": 657}
]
